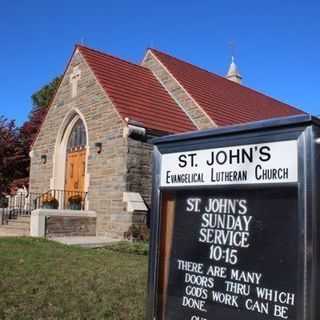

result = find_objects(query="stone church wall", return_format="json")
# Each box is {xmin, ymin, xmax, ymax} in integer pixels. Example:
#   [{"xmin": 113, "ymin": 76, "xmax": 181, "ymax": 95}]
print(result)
[
  {"xmin": 30, "ymin": 50, "xmax": 130, "ymax": 238},
  {"xmin": 127, "ymin": 138, "xmax": 153, "ymax": 207},
  {"xmin": 142, "ymin": 51, "xmax": 216, "ymax": 130},
  {"xmin": 30, "ymin": 48, "xmax": 209, "ymax": 239}
]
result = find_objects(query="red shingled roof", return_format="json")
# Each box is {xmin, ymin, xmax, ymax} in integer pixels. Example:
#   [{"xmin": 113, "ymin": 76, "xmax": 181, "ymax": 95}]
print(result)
[
  {"xmin": 77, "ymin": 45, "xmax": 196, "ymax": 134},
  {"xmin": 149, "ymin": 49, "xmax": 304, "ymax": 126}
]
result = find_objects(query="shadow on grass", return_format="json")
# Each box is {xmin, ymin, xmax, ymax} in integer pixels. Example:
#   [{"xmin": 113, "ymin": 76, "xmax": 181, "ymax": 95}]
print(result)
[{"xmin": 0, "ymin": 237, "xmax": 148, "ymax": 320}]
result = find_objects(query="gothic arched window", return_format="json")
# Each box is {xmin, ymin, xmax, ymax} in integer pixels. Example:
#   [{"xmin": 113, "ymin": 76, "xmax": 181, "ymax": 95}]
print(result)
[{"xmin": 67, "ymin": 119, "xmax": 87, "ymax": 151}]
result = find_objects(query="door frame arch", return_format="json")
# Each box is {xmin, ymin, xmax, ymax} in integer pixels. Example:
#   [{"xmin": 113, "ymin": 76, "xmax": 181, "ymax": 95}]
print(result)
[{"xmin": 51, "ymin": 109, "xmax": 90, "ymax": 200}]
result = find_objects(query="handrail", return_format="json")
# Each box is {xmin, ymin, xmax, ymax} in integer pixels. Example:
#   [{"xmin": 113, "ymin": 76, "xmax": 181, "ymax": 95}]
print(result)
[{"xmin": 0, "ymin": 189, "xmax": 88, "ymax": 224}]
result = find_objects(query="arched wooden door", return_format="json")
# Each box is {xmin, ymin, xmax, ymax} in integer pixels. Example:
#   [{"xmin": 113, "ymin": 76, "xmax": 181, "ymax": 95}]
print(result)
[{"xmin": 65, "ymin": 119, "xmax": 87, "ymax": 193}]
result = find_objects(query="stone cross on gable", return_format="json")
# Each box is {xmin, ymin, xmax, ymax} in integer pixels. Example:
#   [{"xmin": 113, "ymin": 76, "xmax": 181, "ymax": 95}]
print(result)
[{"xmin": 70, "ymin": 66, "xmax": 81, "ymax": 98}]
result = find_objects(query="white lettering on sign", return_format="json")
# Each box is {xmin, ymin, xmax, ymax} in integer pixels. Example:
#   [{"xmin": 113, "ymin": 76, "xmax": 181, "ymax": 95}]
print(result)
[
  {"xmin": 160, "ymin": 140, "xmax": 298, "ymax": 186},
  {"xmin": 175, "ymin": 193, "xmax": 297, "ymax": 318}
]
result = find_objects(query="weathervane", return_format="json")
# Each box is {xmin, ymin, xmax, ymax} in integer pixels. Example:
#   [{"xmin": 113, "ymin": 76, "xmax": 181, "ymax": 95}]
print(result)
[
  {"xmin": 228, "ymin": 41, "xmax": 236, "ymax": 60},
  {"xmin": 226, "ymin": 41, "xmax": 242, "ymax": 84}
]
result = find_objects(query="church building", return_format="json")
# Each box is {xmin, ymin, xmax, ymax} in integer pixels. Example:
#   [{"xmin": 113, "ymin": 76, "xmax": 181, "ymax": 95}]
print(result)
[{"xmin": 29, "ymin": 44, "xmax": 304, "ymax": 239}]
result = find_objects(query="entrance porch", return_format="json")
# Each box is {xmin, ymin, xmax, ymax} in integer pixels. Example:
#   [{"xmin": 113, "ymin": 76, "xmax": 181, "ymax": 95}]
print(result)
[{"xmin": 0, "ymin": 189, "xmax": 96, "ymax": 238}]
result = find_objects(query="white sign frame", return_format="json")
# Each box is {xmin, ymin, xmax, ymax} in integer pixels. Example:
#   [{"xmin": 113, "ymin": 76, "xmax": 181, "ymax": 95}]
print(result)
[{"xmin": 160, "ymin": 140, "xmax": 298, "ymax": 187}]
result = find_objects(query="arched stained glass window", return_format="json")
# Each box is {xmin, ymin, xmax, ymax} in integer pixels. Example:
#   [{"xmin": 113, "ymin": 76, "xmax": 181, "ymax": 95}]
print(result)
[{"xmin": 67, "ymin": 119, "xmax": 87, "ymax": 151}]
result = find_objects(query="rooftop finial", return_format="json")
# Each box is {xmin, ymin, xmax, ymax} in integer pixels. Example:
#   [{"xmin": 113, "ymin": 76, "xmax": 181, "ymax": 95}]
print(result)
[{"xmin": 226, "ymin": 42, "xmax": 242, "ymax": 84}]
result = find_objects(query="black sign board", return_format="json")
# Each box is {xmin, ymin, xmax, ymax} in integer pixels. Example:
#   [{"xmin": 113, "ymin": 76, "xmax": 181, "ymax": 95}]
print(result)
[
  {"xmin": 147, "ymin": 115, "xmax": 320, "ymax": 320},
  {"xmin": 163, "ymin": 188, "xmax": 297, "ymax": 320}
]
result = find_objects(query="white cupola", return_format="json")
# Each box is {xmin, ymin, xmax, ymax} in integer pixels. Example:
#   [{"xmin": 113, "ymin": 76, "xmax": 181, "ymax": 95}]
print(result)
[{"xmin": 226, "ymin": 56, "xmax": 242, "ymax": 84}]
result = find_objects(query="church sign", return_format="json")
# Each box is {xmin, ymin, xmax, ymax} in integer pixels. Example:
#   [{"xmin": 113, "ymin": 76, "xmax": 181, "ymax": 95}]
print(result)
[
  {"xmin": 147, "ymin": 115, "xmax": 320, "ymax": 320},
  {"xmin": 161, "ymin": 140, "xmax": 298, "ymax": 186}
]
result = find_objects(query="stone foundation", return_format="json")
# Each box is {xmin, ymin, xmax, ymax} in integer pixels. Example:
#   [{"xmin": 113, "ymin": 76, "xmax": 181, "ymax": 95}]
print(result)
[
  {"xmin": 30, "ymin": 209, "xmax": 97, "ymax": 238},
  {"xmin": 47, "ymin": 216, "xmax": 96, "ymax": 237}
]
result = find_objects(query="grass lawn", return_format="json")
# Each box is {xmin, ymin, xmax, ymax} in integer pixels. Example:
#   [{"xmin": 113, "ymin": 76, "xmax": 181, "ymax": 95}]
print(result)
[{"xmin": 0, "ymin": 238, "xmax": 148, "ymax": 320}]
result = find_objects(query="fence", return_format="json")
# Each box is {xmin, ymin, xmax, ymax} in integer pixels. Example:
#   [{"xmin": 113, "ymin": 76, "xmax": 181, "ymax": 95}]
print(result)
[{"xmin": 0, "ymin": 190, "xmax": 88, "ymax": 224}]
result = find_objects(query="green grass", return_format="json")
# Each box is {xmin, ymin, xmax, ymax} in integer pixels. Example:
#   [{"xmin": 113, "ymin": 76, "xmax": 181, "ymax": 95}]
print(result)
[
  {"xmin": 0, "ymin": 238, "xmax": 148, "ymax": 320},
  {"xmin": 105, "ymin": 241, "xmax": 149, "ymax": 256}
]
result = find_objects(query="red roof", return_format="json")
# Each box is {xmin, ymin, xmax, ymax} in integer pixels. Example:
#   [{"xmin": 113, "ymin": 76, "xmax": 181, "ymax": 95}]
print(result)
[
  {"xmin": 77, "ymin": 45, "xmax": 196, "ymax": 133},
  {"xmin": 150, "ymin": 49, "xmax": 304, "ymax": 126}
]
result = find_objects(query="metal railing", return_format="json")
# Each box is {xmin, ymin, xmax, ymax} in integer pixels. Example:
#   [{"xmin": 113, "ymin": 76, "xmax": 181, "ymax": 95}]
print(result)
[
  {"xmin": 0, "ymin": 192, "xmax": 42, "ymax": 224},
  {"xmin": 39, "ymin": 189, "xmax": 87, "ymax": 211},
  {"xmin": 0, "ymin": 190, "xmax": 88, "ymax": 224}
]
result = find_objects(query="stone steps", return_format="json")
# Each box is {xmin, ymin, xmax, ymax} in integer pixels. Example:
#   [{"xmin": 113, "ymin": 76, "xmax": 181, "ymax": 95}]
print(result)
[
  {"xmin": 0, "ymin": 216, "xmax": 30, "ymax": 237},
  {"xmin": 4, "ymin": 224, "xmax": 30, "ymax": 231},
  {"xmin": 0, "ymin": 227, "xmax": 30, "ymax": 236},
  {"xmin": 12, "ymin": 216, "xmax": 30, "ymax": 223},
  {"xmin": 7, "ymin": 220, "xmax": 30, "ymax": 228}
]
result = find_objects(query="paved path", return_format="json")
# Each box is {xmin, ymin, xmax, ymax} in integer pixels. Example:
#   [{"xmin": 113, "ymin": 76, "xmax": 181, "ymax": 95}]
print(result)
[{"xmin": 49, "ymin": 236, "xmax": 121, "ymax": 248}]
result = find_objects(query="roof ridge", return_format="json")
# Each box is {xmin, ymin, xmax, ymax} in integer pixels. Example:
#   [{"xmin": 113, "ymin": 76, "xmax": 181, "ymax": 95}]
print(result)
[
  {"xmin": 149, "ymin": 47, "xmax": 226, "ymax": 78},
  {"xmin": 76, "ymin": 44, "xmax": 149, "ymax": 71},
  {"xmin": 149, "ymin": 48, "xmax": 301, "ymax": 112},
  {"xmin": 74, "ymin": 44, "xmax": 196, "ymax": 133}
]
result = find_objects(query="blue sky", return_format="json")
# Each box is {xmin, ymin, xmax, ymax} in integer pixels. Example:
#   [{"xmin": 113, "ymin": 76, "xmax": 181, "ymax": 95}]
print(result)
[{"xmin": 0, "ymin": 0, "xmax": 319, "ymax": 125}]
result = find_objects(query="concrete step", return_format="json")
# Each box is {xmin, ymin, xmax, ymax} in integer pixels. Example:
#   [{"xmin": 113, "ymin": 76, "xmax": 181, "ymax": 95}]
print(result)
[
  {"xmin": 15, "ymin": 216, "xmax": 31, "ymax": 222},
  {"xmin": 0, "ymin": 233, "xmax": 29, "ymax": 237},
  {"xmin": 0, "ymin": 215, "xmax": 30, "ymax": 237},
  {"xmin": 0, "ymin": 224, "xmax": 29, "ymax": 230},
  {"xmin": 7, "ymin": 220, "xmax": 30, "ymax": 227},
  {"xmin": 0, "ymin": 224, "xmax": 29, "ymax": 228},
  {"xmin": 0, "ymin": 224, "xmax": 30, "ymax": 233},
  {"xmin": 7, "ymin": 215, "xmax": 30, "ymax": 221},
  {"xmin": 0, "ymin": 226, "xmax": 30, "ymax": 236}
]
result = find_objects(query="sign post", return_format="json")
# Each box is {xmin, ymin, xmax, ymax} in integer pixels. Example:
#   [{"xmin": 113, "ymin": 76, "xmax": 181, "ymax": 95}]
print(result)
[{"xmin": 147, "ymin": 115, "xmax": 320, "ymax": 320}]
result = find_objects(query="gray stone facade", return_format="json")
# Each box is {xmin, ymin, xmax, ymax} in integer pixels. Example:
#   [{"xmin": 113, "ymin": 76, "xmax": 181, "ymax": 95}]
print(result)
[
  {"xmin": 30, "ymin": 49, "xmax": 131, "ymax": 238},
  {"xmin": 127, "ymin": 139, "xmax": 153, "ymax": 207},
  {"xmin": 29, "ymin": 47, "xmax": 218, "ymax": 239}
]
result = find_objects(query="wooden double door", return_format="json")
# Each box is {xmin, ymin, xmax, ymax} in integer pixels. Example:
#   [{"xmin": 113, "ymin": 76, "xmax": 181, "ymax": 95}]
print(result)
[{"xmin": 65, "ymin": 149, "xmax": 86, "ymax": 192}]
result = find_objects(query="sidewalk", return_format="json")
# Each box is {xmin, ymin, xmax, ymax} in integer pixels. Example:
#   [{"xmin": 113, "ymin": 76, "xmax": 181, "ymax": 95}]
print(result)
[{"xmin": 49, "ymin": 236, "xmax": 121, "ymax": 248}]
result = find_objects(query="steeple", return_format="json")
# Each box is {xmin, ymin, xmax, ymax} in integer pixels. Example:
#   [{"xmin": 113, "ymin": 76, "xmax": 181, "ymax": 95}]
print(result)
[{"xmin": 226, "ymin": 56, "xmax": 242, "ymax": 84}]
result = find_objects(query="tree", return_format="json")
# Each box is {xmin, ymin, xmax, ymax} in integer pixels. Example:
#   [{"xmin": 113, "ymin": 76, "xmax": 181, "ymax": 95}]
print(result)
[
  {"xmin": 25, "ymin": 75, "xmax": 61, "ymax": 148},
  {"xmin": 1, "ymin": 75, "xmax": 61, "ymax": 195},
  {"xmin": 19, "ymin": 107, "xmax": 49, "ymax": 153},
  {"xmin": 15, "ymin": 76, "xmax": 61, "ymax": 186},
  {"xmin": 26, "ymin": 75, "xmax": 61, "ymax": 146},
  {"xmin": 31, "ymin": 76, "xmax": 61, "ymax": 110},
  {"xmin": 0, "ymin": 117, "xmax": 21, "ymax": 195}
]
